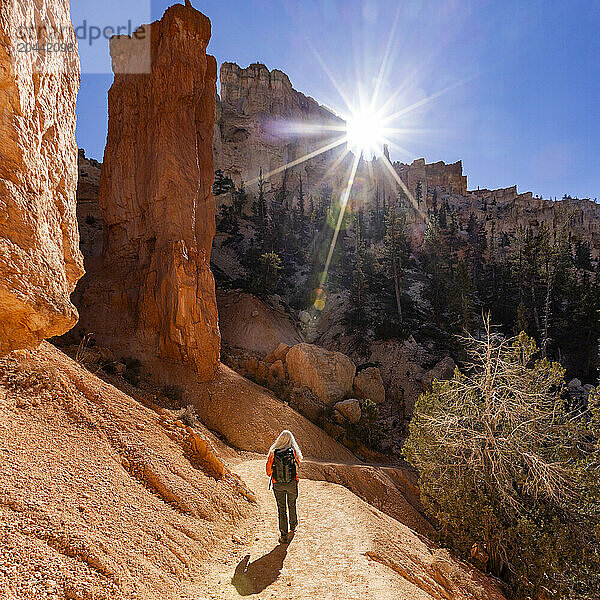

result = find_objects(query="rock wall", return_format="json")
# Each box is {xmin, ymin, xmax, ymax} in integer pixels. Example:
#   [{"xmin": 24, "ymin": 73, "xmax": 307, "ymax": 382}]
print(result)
[
  {"xmin": 0, "ymin": 0, "xmax": 83, "ymax": 355},
  {"xmin": 458, "ymin": 187, "xmax": 600, "ymax": 256},
  {"xmin": 75, "ymin": 4, "xmax": 220, "ymax": 380},
  {"xmin": 214, "ymin": 62, "xmax": 349, "ymax": 198}
]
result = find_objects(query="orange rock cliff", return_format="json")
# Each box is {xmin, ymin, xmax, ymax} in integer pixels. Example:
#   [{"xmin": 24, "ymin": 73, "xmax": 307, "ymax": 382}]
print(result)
[{"xmin": 0, "ymin": 0, "xmax": 83, "ymax": 355}]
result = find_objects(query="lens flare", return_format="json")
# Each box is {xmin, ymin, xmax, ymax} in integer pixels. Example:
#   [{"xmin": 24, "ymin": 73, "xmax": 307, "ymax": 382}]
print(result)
[{"xmin": 346, "ymin": 108, "xmax": 385, "ymax": 161}]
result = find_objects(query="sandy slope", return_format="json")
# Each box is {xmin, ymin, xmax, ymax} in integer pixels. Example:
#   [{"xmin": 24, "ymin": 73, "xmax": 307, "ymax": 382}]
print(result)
[
  {"xmin": 0, "ymin": 344, "xmax": 254, "ymax": 600},
  {"xmin": 0, "ymin": 345, "xmax": 505, "ymax": 600}
]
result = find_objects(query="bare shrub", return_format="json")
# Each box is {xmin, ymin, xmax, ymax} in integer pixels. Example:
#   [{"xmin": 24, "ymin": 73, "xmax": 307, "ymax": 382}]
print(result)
[{"xmin": 403, "ymin": 318, "xmax": 600, "ymax": 599}]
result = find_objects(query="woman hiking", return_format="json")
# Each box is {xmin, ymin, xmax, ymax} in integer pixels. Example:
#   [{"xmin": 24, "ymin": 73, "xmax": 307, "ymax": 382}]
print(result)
[{"xmin": 266, "ymin": 430, "xmax": 303, "ymax": 544}]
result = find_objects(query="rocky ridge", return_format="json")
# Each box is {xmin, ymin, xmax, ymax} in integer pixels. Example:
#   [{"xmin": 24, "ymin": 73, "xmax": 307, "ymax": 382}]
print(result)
[{"xmin": 214, "ymin": 62, "xmax": 600, "ymax": 256}]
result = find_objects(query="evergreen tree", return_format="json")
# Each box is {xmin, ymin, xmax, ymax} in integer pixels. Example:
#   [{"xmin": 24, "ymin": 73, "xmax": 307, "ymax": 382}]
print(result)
[
  {"xmin": 404, "ymin": 327, "xmax": 600, "ymax": 599},
  {"xmin": 383, "ymin": 206, "xmax": 408, "ymax": 324},
  {"xmin": 213, "ymin": 169, "xmax": 234, "ymax": 196},
  {"xmin": 297, "ymin": 176, "xmax": 305, "ymax": 217},
  {"xmin": 258, "ymin": 251, "xmax": 282, "ymax": 293},
  {"xmin": 415, "ymin": 180, "xmax": 423, "ymax": 207},
  {"xmin": 349, "ymin": 211, "xmax": 368, "ymax": 325},
  {"xmin": 253, "ymin": 167, "xmax": 268, "ymax": 230},
  {"xmin": 449, "ymin": 258, "xmax": 475, "ymax": 332},
  {"xmin": 232, "ymin": 180, "xmax": 248, "ymax": 215}
]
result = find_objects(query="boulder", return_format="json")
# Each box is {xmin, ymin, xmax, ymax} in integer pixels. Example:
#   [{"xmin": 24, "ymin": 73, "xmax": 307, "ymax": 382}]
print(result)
[
  {"xmin": 568, "ymin": 378, "xmax": 583, "ymax": 391},
  {"xmin": 73, "ymin": 4, "xmax": 220, "ymax": 381},
  {"xmin": 421, "ymin": 356, "xmax": 457, "ymax": 390},
  {"xmin": 0, "ymin": 0, "xmax": 83, "ymax": 355},
  {"xmin": 256, "ymin": 361, "xmax": 269, "ymax": 382},
  {"xmin": 353, "ymin": 367, "xmax": 386, "ymax": 404},
  {"xmin": 286, "ymin": 343, "xmax": 356, "ymax": 406},
  {"xmin": 265, "ymin": 342, "xmax": 291, "ymax": 364},
  {"xmin": 334, "ymin": 399, "xmax": 362, "ymax": 425}
]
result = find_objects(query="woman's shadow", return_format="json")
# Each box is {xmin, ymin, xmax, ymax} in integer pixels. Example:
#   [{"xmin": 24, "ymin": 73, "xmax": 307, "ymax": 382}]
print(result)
[{"xmin": 231, "ymin": 541, "xmax": 290, "ymax": 595}]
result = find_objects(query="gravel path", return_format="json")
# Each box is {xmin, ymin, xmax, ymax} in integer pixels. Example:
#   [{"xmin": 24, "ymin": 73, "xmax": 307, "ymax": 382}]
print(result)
[{"xmin": 203, "ymin": 458, "xmax": 431, "ymax": 600}]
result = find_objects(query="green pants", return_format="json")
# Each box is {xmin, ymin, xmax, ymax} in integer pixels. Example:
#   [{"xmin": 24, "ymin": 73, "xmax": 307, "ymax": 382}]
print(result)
[{"xmin": 273, "ymin": 480, "xmax": 298, "ymax": 535}]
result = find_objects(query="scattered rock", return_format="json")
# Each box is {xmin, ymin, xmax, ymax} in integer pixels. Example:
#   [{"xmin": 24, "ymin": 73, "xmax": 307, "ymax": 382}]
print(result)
[
  {"xmin": 332, "ymin": 410, "xmax": 346, "ymax": 425},
  {"xmin": 323, "ymin": 421, "xmax": 345, "ymax": 441},
  {"xmin": 369, "ymin": 338, "xmax": 427, "ymax": 419},
  {"xmin": 286, "ymin": 343, "xmax": 356, "ymax": 406},
  {"xmin": 256, "ymin": 361, "xmax": 269, "ymax": 381},
  {"xmin": 568, "ymin": 378, "xmax": 583, "ymax": 390},
  {"xmin": 334, "ymin": 399, "xmax": 362, "ymax": 425},
  {"xmin": 115, "ymin": 363, "xmax": 127, "ymax": 376},
  {"xmin": 269, "ymin": 360, "xmax": 286, "ymax": 381},
  {"xmin": 353, "ymin": 367, "xmax": 385, "ymax": 404}
]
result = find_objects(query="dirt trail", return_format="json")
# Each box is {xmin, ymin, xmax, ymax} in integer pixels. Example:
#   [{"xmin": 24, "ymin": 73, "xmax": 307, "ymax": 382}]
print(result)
[{"xmin": 203, "ymin": 459, "xmax": 434, "ymax": 600}]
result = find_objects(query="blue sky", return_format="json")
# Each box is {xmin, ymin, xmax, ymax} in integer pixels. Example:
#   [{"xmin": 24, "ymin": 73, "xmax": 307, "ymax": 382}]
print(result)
[{"xmin": 75, "ymin": 0, "xmax": 600, "ymax": 200}]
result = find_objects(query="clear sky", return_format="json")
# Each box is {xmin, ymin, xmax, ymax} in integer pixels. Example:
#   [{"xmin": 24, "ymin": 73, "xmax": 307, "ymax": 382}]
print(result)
[{"xmin": 75, "ymin": 0, "xmax": 600, "ymax": 201}]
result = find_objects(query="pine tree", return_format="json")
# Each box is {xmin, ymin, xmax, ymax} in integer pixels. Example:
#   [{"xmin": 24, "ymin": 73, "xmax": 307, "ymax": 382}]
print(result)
[
  {"xmin": 213, "ymin": 169, "xmax": 234, "ymax": 196},
  {"xmin": 232, "ymin": 180, "xmax": 248, "ymax": 215},
  {"xmin": 297, "ymin": 176, "xmax": 305, "ymax": 217},
  {"xmin": 449, "ymin": 258, "xmax": 474, "ymax": 331},
  {"xmin": 258, "ymin": 251, "xmax": 282, "ymax": 293},
  {"xmin": 383, "ymin": 206, "xmax": 408, "ymax": 324},
  {"xmin": 253, "ymin": 167, "xmax": 268, "ymax": 229},
  {"xmin": 415, "ymin": 180, "xmax": 423, "ymax": 207},
  {"xmin": 350, "ymin": 212, "xmax": 368, "ymax": 325}
]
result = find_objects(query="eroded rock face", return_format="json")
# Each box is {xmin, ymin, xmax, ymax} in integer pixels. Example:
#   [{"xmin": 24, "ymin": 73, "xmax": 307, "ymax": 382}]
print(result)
[
  {"xmin": 0, "ymin": 0, "xmax": 83, "ymax": 355},
  {"xmin": 217, "ymin": 290, "xmax": 302, "ymax": 355},
  {"xmin": 214, "ymin": 62, "xmax": 349, "ymax": 199},
  {"xmin": 76, "ymin": 5, "xmax": 220, "ymax": 380},
  {"xmin": 369, "ymin": 337, "xmax": 429, "ymax": 420},
  {"xmin": 286, "ymin": 342, "xmax": 356, "ymax": 406}
]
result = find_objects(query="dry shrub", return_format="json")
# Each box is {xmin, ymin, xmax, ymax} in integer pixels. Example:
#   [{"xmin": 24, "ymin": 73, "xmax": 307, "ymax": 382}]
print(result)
[{"xmin": 404, "ymin": 319, "xmax": 600, "ymax": 599}]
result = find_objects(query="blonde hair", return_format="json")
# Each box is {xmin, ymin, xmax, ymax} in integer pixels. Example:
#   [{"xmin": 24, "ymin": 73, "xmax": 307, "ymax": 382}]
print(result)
[{"xmin": 269, "ymin": 430, "xmax": 303, "ymax": 462}]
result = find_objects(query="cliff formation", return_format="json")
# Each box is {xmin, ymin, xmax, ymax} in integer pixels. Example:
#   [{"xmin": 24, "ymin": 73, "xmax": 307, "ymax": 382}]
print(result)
[
  {"xmin": 214, "ymin": 62, "xmax": 599, "ymax": 255},
  {"xmin": 0, "ymin": 0, "xmax": 83, "ymax": 355},
  {"xmin": 74, "ymin": 4, "xmax": 220, "ymax": 381},
  {"xmin": 214, "ymin": 62, "xmax": 349, "ymax": 198}
]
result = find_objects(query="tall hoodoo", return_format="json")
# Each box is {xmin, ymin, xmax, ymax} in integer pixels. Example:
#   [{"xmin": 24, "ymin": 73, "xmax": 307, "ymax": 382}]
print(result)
[
  {"xmin": 0, "ymin": 0, "xmax": 83, "ymax": 355},
  {"xmin": 84, "ymin": 4, "xmax": 220, "ymax": 379}
]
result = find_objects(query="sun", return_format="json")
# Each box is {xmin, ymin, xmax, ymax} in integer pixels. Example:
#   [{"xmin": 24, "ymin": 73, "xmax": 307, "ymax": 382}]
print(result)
[{"xmin": 346, "ymin": 107, "xmax": 386, "ymax": 161}]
